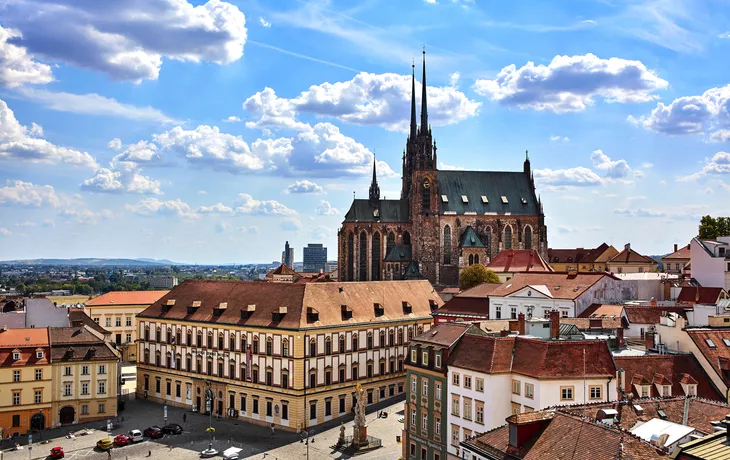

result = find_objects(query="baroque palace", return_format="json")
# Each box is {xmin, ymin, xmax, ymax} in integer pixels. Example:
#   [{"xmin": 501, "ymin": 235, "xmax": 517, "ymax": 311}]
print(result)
[
  {"xmin": 338, "ymin": 51, "xmax": 548, "ymax": 286},
  {"xmin": 136, "ymin": 279, "xmax": 441, "ymax": 431}
]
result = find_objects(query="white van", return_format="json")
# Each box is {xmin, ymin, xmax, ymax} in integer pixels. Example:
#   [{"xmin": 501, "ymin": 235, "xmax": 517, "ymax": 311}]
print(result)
[{"xmin": 222, "ymin": 447, "xmax": 243, "ymax": 460}]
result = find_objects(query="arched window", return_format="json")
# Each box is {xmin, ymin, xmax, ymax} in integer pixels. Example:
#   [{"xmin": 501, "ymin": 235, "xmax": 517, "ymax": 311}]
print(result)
[
  {"xmin": 403, "ymin": 231, "xmax": 411, "ymax": 246},
  {"xmin": 309, "ymin": 369, "xmax": 317, "ymax": 388},
  {"xmin": 155, "ymin": 351, "xmax": 161, "ymax": 367},
  {"xmin": 367, "ymin": 332, "xmax": 374, "ymax": 350},
  {"xmin": 176, "ymin": 329, "xmax": 182, "ymax": 345},
  {"xmin": 325, "ymin": 337, "xmax": 332, "ymax": 355},
  {"xmin": 347, "ymin": 232, "xmax": 354, "ymax": 281},
  {"xmin": 266, "ymin": 337, "xmax": 273, "ymax": 356},
  {"xmin": 186, "ymin": 330, "xmax": 192, "ymax": 346},
  {"xmin": 468, "ymin": 254, "xmax": 474, "ymax": 265},
  {"xmin": 485, "ymin": 228, "xmax": 492, "ymax": 258},
  {"xmin": 421, "ymin": 180, "xmax": 431, "ymax": 214},
  {"xmin": 352, "ymin": 334, "xmax": 359, "ymax": 352},
  {"xmin": 359, "ymin": 231, "xmax": 368, "ymax": 281},
  {"xmin": 175, "ymin": 354, "xmax": 181, "ymax": 370},
  {"xmin": 372, "ymin": 232, "xmax": 381, "ymax": 281},
  {"xmin": 197, "ymin": 331, "xmax": 203, "ymax": 347},
  {"xmin": 474, "ymin": 254, "xmax": 480, "ymax": 264},
  {"xmin": 387, "ymin": 232, "xmax": 396, "ymax": 257},
  {"xmin": 144, "ymin": 349, "xmax": 150, "ymax": 364},
  {"xmin": 309, "ymin": 339, "xmax": 317, "ymax": 357},
  {"xmin": 240, "ymin": 363, "xmax": 247, "ymax": 382},
  {"xmin": 443, "ymin": 225, "xmax": 452, "ymax": 265},
  {"xmin": 524, "ymin": 226, "xmax": 533, "ymax": 250},
  {"xmin": 281, "ymin": 370, "xmax": 289, "ymax": 389},
  {"xmin": 397, "ymin": 329, "xmax": 404, "ymax": 345},
  {"xmin": 379, "ymin": 330, "xmax": 386, "ymax": 348},
  {"xmin": 339, "ymin": 335, "xmax": 345, "ymax": 353},
  {"xmin": 207, "ymin": 331, "xmax": 213, "ymax": 349},
  {"xmin": 241, "ymin": 335, "xmax": 247, "ymax": 352},
  {"xmin": 217, "ymin": 333, "xmax": 224, "ymax": 350},
  {"xmin": 505, "ymin": 225, "xmax": 513, "ymax": 250},
  {"xmin": 229, "ymin": 335, "xmax": 235, "ymax": 351},
  {"xmin": 282, "ymin": 339, "xmax": 289, "ymax": 357},
  {"xmin": 229, "ymin": 362, "xmax": 236, "ymax": 379},
  {"xmin": 252, "ymin": 336, "xmax": 259, "ymax": 354},
  {"xmin": 388, "ymin": 329, "xmax": 394, "ymax": 346}
]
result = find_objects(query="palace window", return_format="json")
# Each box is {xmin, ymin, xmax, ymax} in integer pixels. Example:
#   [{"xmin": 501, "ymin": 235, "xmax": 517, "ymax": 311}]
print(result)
[{"xmin": 282, "ymin": 339, "xmax": 289, "ymax": 357}]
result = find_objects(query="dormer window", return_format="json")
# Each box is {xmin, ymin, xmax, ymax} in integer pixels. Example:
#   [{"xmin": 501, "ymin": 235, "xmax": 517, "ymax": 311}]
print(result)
[
  {"xmin": 410, "ymin": 347, "xmax": 417, "ymax": 364},
  {"xmin": 12, "ymin": 351, "xmax": 20, "ymax": 361},
  {"xmin": 341, "ymin": 305, "xmax": 353, "ymax": 321},
  {"xmin": 374, "ymin": 303, "xmax": 384, "ymax": 317},
  {"xmin": 307, "ymin": 307, "xmax": 319, "ymax": 323},
  {"xmin": 36, "ymin": 350, "xmax": 44, "ymax": 359},
  {"xmin": 272, "ymin": 306, "xmax": 287, "ymax": 322},
  {"xmin": 501, "ymin": 196, "xmax": 509, "ymax": 204},
  {"xmin": 687, "ymin": 384, "xmax": 697, "ymax": 396},
  {"xmin": 662, "ymin": 385, "xmax": 671, "ymax": 397},
  {"xmin": 481, "ymin": 195, "xmax": 488, "ymax": 204},
  {"xmin": 429, "ymin": 299, "xmax": 438, "ymax": 312},
  {"xmin": 241, "ymin": 304, "xmax": 255, "ymax": 320},
  {"xmin": 461, "ymin": 195, "xmax": 469, "ymax": 203},
  {"xmin": 402, "ymin": 302, "xmax": 412, "ymax": 314},
  {"xmin": 435, "ymin": 353, "xmax": 442, "ymax": 369},
  {"xmin": 706, "ymin": 339, "xmax": 717, "ymax": 348},
  {"xmin": 441, "ymin": 195, "xmax": 448, "ymax": 203},
  {"xmin": 520, "ymin": 197, "xmax": 527, "ymax": 204},
  {"xmin": 422, "ymin": 350, "xmax": 429, "ymax": 366}
]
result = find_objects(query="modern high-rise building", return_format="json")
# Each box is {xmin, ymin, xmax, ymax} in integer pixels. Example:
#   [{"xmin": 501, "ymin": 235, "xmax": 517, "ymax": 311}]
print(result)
[
  {"xmin": 281, "ymin": 241, "xmax": 294, "ymax": 269},
  {"xmin": 302, "ymin": 243, "xmax": 327, "ymax": 272}
]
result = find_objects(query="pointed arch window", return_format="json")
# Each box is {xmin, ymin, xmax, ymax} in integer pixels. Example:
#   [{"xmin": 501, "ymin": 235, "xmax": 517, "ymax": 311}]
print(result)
[
  {"xmin": 505, "ymin": 225, "xmax": 513, "ymax": 250},
  {"xmin": 422, "ymin": 179, "xmax": 431, "ymax": 214},
  {"xmin": 469, "ymin": 254, "xmax": 474, "ymax": 265},
  {"xmin": 387, "ymin": 232, "xmax": 396, "ymax": 257},
  {"xmin": 403, "ymin": 231, "xmax": 411, "ymax": 246},
  {"xmin": 524, "ymin": 226, "xmax": 533, "ymax": 250},
  {"xmin": 443, "ymin": 225, "xmax": 452, "ymax": 265},
  {"xmin": 347, "ymin": 232, "xmax": 354, "ymax": 281},
  {"xmin": 359, "ymin": 231, "xmax": 368, "ymax": 281},
  {"xmin": 474, "ymin": 254, "xmax": 480, "ymax": 264},
  {"xmin": 486, "ymin": 229, "xmax": 492, "ymax": 257},
  {"xmin": 372, "ymin": 232, "xmax": 381, "ymax": 281}
]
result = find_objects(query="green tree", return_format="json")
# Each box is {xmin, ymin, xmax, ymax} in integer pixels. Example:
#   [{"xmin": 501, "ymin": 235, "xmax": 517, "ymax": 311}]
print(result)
[
  {"xmin": 459, "ymin": 264, "xmax": 501, "ymax": 290},
  {"xmin": 699, "ymin": 215, "xmax": 730, "ymax": 239}
]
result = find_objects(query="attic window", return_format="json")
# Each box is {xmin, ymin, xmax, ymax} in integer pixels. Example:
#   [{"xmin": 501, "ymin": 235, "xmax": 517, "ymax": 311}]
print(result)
[
  {"xmin": 272, "ymin": 306, "xmax": 287, "ymax": 322},
  {"xmin": 706, "ymin": 339, "xmax": 717, "ymax": 348},
  {"xmin": 461, "ymin": 195, "xmax": 469, "ymax": 203},
  {"xmin": 213, "ymin": 302, "xmax": 227, "ymax": 317},
  {"xmin": 521, "ymin": 197, "xmax": 528, "ymax": 205},
  {"xmin": 501, "ymin": 196, "xmax": 509, "ymax": 204},
  {"xmin": 36, "ymin": 350, "xmax": 44, "ymax": 359},
  {"xmin": 429, "ymin": 300, "xmax": 438, "ymax": 312},
  {"xmin": 402, "ymin": 301, "xmax": 412, "ymax": 314},
  {"xmin": 192, "ymin": 301, "xmax": 201, "ymax": 307},
  {"xmin": 341, "ymin": 305, "xmax": 353, "ymax": 320},
  {"xmin": 374, "ymin": 303, "xmax": 384, "ymax": 317},
  {"xmin": 633, "ymin": 405, "xmax": 644, "ymax": 415},
  {"xmin": 166, "ymin": 300, "xmax": 176, "ymax": 306},
  {"xmin": 723, "ymin": 338, "xmax": 730, "ymax": 347},
  {"xmin": 441, "ymin": 195, "xmax": 448, "ymax": 203},
  {"xmin": 481, "ymin": 196, "xmax": 489, "ymax": 204},
  {"xmin": 307, "ymin": 307, "xmax": 320, "ymax": 323},
  {"xmin": 657, "ymin": 409, "xmax": 667, "ymax": 419},
  {"xmin": 12, "ymin": 351, "xmax": 20, "ymax": 361},
  {"xmin": 240, "ymin": 304, "xmax": 255, "ymax": 320},
  {"xmin": 187, "ymin": 305, "xmax": 199, "ymax": 314}
]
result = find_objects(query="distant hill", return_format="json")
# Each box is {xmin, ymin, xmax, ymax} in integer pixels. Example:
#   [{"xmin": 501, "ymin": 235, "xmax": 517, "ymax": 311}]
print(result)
[{"xmin": 0, "ymin": 258, "xmax": 179, "ymax": 267}]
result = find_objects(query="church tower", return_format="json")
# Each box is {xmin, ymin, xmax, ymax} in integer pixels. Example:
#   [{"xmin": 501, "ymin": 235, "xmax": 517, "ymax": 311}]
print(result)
[{"xmin": 368, "ymin": 157, "xmax": 380, "ymax": 207}]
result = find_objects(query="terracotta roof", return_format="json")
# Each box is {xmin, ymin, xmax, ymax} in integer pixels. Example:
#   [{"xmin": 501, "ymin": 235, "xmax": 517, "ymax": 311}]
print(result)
[
  {"xmin": 548, "ymin": 243, "xmax": 610, "ymax": 264},
  {"xmin": 69, "ymin": 310, "xmax": 111, "ymax": 336},
  {"xmin": 462, "ymin": 410, "xmax": 666, "ymax": 459},
  {"xmin": 624, "ymin": 306, "xmax": 689, "ymax": 324},
  {"xmin": 411, "ymin": 322, "xmax": 472, "ymax": 347},
  {"xmin": 615, "ymin": 354, "xmax": 722, "ymax": 400},
  {"xmin": 663, "ymin": 244, "xmax": 691, "ymax": 260},
  {"xmin": 0, "ymin": 328, "xmax": 50, "ymax": 367},
  {"xmin": 433, "ymin": 297, "xmax": 489, "ymax": 317},
  {"xmin": 578, "ymin": 304, "xmax": 625, "ymax": 319},
  {"xmin": 138, "ymin": 280, "xmax": 441, "ymax": 329},
  {"xmin": 559, "ymin": 316, "xmax": 623, "ymax": 329},
  {"xmin": 271, "ymin": 264, "xmax": 299, "ymax": 276},
  {"xmin": 448, "ymin": 336, "xmax": 616, "ymax": 378},
  {"xmin": 686, "ymin": 329, "xmax": 730, "ymax": 385},
  {"xmin": 676, "ymin": 286, "xmax": 727, "ymax": 304},
  {"xmin": 487, "ymin": 272, "xmax": 612, "ymax": 300},
  {"xmin": 459, "ymin": 283, "xmax": 503, "ymax": 298},
  {"xmin": 563, "ymin": 397, "xmax": 730, "ymax": 436},
  {"xmin": 86, "ymin": 290, "xmax": 169, "ymax": 306},
  {"xmin": 608, "ymin": 245, "xmax": 658, "ymax": 265},
  {"xmin": 487, "ymin": 250, "xmax": 553, "ymax": 273}
]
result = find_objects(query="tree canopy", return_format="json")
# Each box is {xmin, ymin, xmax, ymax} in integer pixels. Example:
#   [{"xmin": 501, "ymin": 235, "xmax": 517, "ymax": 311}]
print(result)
[
  {"xmin": 699, "ymin": 215, "xmax": 730, "ymax": 239},
  {"xmin": 459, "ymin": 264, "xmax": 501, "ymax": 290}
]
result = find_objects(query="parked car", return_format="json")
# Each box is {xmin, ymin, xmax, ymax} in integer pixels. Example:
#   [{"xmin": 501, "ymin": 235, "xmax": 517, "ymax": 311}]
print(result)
[
  {"xmin": 162, "ymin": 424, "xmax": 183, "ymax": 435},
  {"xmin": 128, "ymin": 429, "xmax": 144, "ymax": 443},
  {"xmin": 114, "ymin": 434, "xmax": 131, "ymax": 446},
  {"xmin": 143, "ymin": 426, "xmax": 163, "ymax": 439},
  {"xmin": 50, "ymin": 446, "xmax": 65, "ymax": 459},
  {"xmin": 96, "ymin": 437, "xmax": 114, "ymax": 450}
]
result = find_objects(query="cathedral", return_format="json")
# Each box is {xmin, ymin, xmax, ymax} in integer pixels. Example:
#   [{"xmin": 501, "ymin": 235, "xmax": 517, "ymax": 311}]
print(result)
[{"xmin": 337, "ymin": 51, "xmax": 548, "ymax": 286}]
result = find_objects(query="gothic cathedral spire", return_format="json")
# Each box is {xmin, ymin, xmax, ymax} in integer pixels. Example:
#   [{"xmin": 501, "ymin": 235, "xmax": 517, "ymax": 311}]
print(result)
[
  {"xmin": 410, "ymin": 60, "xmax": 417, "ymax": 140},
  {"xmin": 420, "ymin": 47, "xmax": 428, "ymax": 133},
  {"xmin": 369, "ymin": 156, "xmax": 380, "ymax": 207}
]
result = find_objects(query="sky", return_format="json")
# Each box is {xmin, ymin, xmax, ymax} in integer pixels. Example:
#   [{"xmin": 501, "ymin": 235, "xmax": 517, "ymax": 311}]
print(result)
[{"xmin": 1, "ymin": 0, "xmax": 730, "ymax": 264}]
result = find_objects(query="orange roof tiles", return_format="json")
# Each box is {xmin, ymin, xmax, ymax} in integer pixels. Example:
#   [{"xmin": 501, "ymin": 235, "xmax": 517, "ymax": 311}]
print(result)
[
  {"xmin": 487, "ymin": 249, "xmax": 553, "ymax": 273},
  {"xmin": 488, "ymin": 272, "xmax": 612, "ymax": 300},
  {"xmin": 686, "ymin": 329, "xmax": 730, "ymax": 385},
  {"xmin": 664, "ymin": 244, "xmax": 690, "ymax": 260},
  {"xmin": 86, "ymin": 290, "xmax": 169, "ymax": 306},
  {"xmin": 0, "ymin": 327, "xmax": 49, "ymax": 347},
  {"xmin": 676, "ymin": 286, "xmax": 727, "ymax": 304},
  {"xmin": 623, "ymin": 305, "xmax": 689, "ymax": 324},
  {"xmin": 608, "ymin": 245, "xmax": 658, "ymax": 265}
]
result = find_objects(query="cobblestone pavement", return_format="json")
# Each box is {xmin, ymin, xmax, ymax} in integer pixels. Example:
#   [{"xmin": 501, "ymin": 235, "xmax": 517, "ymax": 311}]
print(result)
[{"xmin": 1, "ymin": 397, "xmax": 406, "ymax": 460}]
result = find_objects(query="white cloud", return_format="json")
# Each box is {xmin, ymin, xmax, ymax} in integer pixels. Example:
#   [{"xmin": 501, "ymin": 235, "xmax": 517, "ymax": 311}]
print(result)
[
  {"xmin": 223, "ymin": 116, "xmax": 241, "ymax": 123},
  {"xmin": 285, "ymin": 180, "xmax": 324, "ymax": 194},
  {"xmin": 197, "ymin": 203, "xmax": 234, "ymax": 214},
  {"xmin": 550, "ymin": 135, "xmax": 570, "ymax": 142},
  {"xmin": 14, "ymin": 221, "xmax": 36, "ymax": 227},
  {"xmin": 0, "ymin": 227, "xmax": 11, "ymax": 236},
  {"xmin": 0, "ymin": 25, "xmax": 53, "ymax": 87},
  {"xmin": 259, "ymin": 17, "xmax": 271, "ymax": 28},
  {"xmin": 316, "ymin": 200, "xmax": 340, "ymax": 216},
  {"xmin": 108, "ymin": 138, "xmax": 123, "ymax": 150},
  {"xmin": 613, "ymin": 204, "xmax": 706, "ymax": 221},
  {"xmin": 720, "ymin": 32, "xmax": 730, "ymax": 39},
  {"xmin": 125, "ymin": 198, "xmax": 198, "ymax": 219},
  {"xmin": 311, "ymin": 225, "xmax": 330, "ymax": 239},
  {"xmin": 0, "ymin": 180, "xmax": 62, "ymax": 207},
  {"xmin": 642, "ymin": 162, "xmax": 654, "ymax": 169},
  {"xmin": 473, "ymin": 53, "xmax": 667, "ymax": 113},
  {"xmin": 2, "ymin": 0, "xmax": 248, "ymax": 83},
  {"xmin": 438, "ymin": 161, "xmax": 468, "ymax": 171},
  {"xmin": 424, "ymin": 0, "xmax": 438, "ymax": 3},
  {"xmin": 58, "ymin": 207, "xmax": 112, "ymax": 225},
  {"xmin": 239, "ymin": 226, "xmax": 259, "ymax": 234},
  {"xmin": 628, "ymin": 85, "xmax": 730, "ymax": 140},
  {"xmin": 0, "ymin": 98, "xmax": 98, "ymax": 169},
  {"xmin": 678, "ymin": 152, "xmax": 730, "ymax": 181},
  {"xmin": 533, "ymin": 167, "xmax": 603, "ymax": 187},
  {"xmin": 81, "ymin": 167, "xmax": 162, "ymax": 195},
  {"xmin": 449, "ymin": 72, "xmax": 460, "ymax": 87},
  {"xmin": 280, "ymin": 217, "xmax": 302, "ymax": 231},
  {"xmin": 15, "ymin": 87, "xmax": 179, "ymax": 123},
  {"xmin": 590, "ymin": 149, "xmax": 632, "ymax": 178},
  {"xmin": 234, "ymin": 193, "xmax": 296, "ymax": 215},
  {"xmin": 215, "ymin": 221, "xmax": 231, "ymax": 233},
  {"xmin": 243, "ymin": 72, "xmax": 481, "ymax": 132}
]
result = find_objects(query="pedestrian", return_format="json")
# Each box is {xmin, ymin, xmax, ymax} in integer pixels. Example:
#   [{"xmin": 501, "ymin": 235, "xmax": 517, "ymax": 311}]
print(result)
[
  {"xmin": 107, "ymin": 450, "xmax": 112, "ymax": 460},
  {"xmin": 183, "ymin": 413, "xmax": 187, "ymax": 423},
  {"xmin": 147, "ymin": 450, "xmax": 151, "ymax": 457},
  {"xmin": 270, "ymin": 423, "xmax": 275, "ymax": 436}
]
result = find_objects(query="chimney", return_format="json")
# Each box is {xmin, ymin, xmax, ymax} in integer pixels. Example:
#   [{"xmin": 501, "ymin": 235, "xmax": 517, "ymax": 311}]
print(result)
[
  {"xmin": 550, "ymin": 310, "xmax": 560, "ymax": 339},
  {"xmin": 625, "ymin": 243, "xmax": 631, "ymax": 252},
  {"xmin": 616, "ymin": 326, "xmax": 625, "ymax": 348},
  {"xmin": 500, "ymin": 330, "xmax": 509, "ymax": 337},
  {"xmin": 645, "ymin": 331, "xmax": 655, "ymax": 350},
  {"xmin": 674, "ymin": 244, "xmax": 678, "ymax": 253},
  {"xmin": 517, "ymin": 313, "xmax": 526, "ymax": 336}
]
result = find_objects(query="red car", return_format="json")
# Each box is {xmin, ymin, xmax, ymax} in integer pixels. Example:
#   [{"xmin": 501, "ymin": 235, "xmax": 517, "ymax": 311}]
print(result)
[
  {"xmin": 50, "ymin": 446, "xmax": 65, "ymax": 459},
  {"xmin": 143, "ymin": 426, "xmax": 163, "ymax": 439},
  {"xmin": 114, "ymin": 434, "xmax": 132, "ymax": 446}
]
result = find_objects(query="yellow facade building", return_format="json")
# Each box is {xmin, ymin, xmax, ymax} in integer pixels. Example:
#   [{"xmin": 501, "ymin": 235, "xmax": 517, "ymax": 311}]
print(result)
[
  {"xmin": 547, "ymin": 243, "xmax": 618, "ymax": 273},
  {"xmin": 0, "ymin": 328, "xmax": 52, "ymax": 435},
  {"xmin": 84, "ymin": 291, "xmax": 168, "ymax": 361},
  {"xmin": 606, "ymin": 243, "xmax": 658, "ymax": 274},
  {"xmin": 50, "ymin": 326, "xmax": 120, "ymax": 427},
  {"xmin": 136, "ymin": 280, "xmax": 441, "ymax": 431}
]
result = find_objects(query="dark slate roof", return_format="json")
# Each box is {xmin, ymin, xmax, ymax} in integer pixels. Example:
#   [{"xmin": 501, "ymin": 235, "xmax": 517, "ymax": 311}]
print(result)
[
  {"xmin": 460, "ymin": 226, "xmax": 485, "ymax": 248},
  {"xmin": 0, "ymin": 312, "xmax": 26, "ymax": 329},
  {"xmin": 384, "ymin": 243, "xmax": 412, "ymax": 262},
  {"xmin": 403, "ymin": 261, "xmax": 423, "ymax": 279},
  {"xmin": 25, "ymin": 298, "xmax": 69, "ymax": 328},
  {"xmin": 343, "ymin": 199, "xmax": 410, "ymax": 223},
  {"xmin": 437, "ymin": 170, "xmax": 538, "ymax": 215}
]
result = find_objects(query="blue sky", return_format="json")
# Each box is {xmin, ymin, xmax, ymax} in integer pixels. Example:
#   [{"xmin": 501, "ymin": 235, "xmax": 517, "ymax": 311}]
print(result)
[{"xmin": 1, "ymin": 0, "xmax": 730, "ymax": 264}]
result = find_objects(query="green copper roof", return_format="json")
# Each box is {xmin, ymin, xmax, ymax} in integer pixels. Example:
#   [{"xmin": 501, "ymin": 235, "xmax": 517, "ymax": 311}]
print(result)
[
  {"xmin": 343, "ymin": 199, "xmax": 410, "ymax": 223},
  {"xmin": 437, "ymin": 170, "xmax": 538, "ymax": 216},
  {"xmin": 460, "ymin": 226, "xmax": 485, "ymax": 248},
  {"xmin": 384, "ymin": 243, "xmax": 412, "ymax": 262}
]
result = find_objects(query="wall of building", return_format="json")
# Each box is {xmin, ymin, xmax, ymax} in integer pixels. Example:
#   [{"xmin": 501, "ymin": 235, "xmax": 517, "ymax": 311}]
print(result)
[
  {"xmin": 84, "ymin": 304, "xmax": 147, "ymax": 361},
  {"xmin": 690, "ymin": 239, "xmax": 728, "ymax": 289},
  {"xmin": 51, "ymin": 360, "xmax": 119, "ymax": 427},
  {"xmin": 489, "ymin": 295, "xmax": 574, "ymax": 320},
  {"xmin": 0, "ymin": 363, "xmax": 52, "ymax": 435}
]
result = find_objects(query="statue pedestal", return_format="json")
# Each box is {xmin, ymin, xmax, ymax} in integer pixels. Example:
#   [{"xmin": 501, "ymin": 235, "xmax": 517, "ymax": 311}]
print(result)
[{"xmin": 356, "ymin": 425, "xmax": 368, "ymax": 447}]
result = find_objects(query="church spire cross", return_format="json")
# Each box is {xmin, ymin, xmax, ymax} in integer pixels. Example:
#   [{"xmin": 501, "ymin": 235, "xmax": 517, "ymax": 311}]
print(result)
[{"xmin": 420, "ymin": 47, "xmax": 428, "ymax": 132}]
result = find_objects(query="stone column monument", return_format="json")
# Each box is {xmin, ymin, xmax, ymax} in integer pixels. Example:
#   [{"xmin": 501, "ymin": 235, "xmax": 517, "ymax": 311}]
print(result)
[{"xmin": 353, "ymin": 383, "xmax": 368, "ymax": 448}]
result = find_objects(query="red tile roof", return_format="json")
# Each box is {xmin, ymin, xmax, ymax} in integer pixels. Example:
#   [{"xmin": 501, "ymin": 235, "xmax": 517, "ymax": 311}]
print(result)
[
  {"xmin": 463, "ymin": 410, "xmax": 666, "ymax": 459},
  {"xmin": 487, "ymin": 250, "xmax": 553, "ymax": 273},
  {"xmin": 614, "ymin": 354, "xmax": 722, "ymax": 400},
  {"xmin": 432, "ymin": 283, "xmax": 501, "ymax": 317},
  {"xmin": 608, "ymin": 245, "xmax": 658, "ymax": 265},
  {"xmin": 547, "ymin": 243, "xmax": 610, "ymax": 264},
  {"xmin": 86, "ymin": 290, "xmax": 169, "ymax": 306},
  {"xmin": 623, "ymin": 306, "xmax": 689, "ymax": 324},
  {"xmin": 0, "ymin": 328, "xmax": 50, "ymax": 367},
  {"xmin": 411, "ymin": 322, "xmax": 473, "ymax": 347},
  {"xmin": 676, "ymin": 286, "xmax": 727, "ymax": 304},
  {"xmin": 578, "ymin": 304, "xmax": 625, "ymax": 319},
  {"xmin": 488, "ymin": 272, "xmax": 613, "ymax": 300},
  {"xmin": 271, "ymin": 264, "xmax": 299, "ymax": 276},
  {"xmin": 664, "ymin": 244, "xmax": 691, "ymax": 260},
  {"xmin": 448, "ymin": 335, "xmax": 616, "ymax": 378},
  {"xmin": 459, "ymin": 283, "xmax": 503, "ymax": 298},
  {"xmin": 686, "ymin": 329, "xmax": 730, "ymax": 385}
]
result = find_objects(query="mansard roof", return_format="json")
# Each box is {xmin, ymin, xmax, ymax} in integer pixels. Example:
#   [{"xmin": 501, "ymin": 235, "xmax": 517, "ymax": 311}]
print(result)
[
  {"xmin": 343, "ymin": 199, "xmax": 409, "ymax": 223},
  {"xmin": 437, "ymin": 170, "xmax": 538, "ymax": 216}
]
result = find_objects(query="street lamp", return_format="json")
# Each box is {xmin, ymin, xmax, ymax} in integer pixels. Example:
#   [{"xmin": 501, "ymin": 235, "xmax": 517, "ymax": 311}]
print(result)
[
  {"xmin": 206, "ymin": 387, "xmax": 214, "ymax": 451},
  {"xmin": 300, "ymin": 429, "xmax": 315, "ymax": 460}
]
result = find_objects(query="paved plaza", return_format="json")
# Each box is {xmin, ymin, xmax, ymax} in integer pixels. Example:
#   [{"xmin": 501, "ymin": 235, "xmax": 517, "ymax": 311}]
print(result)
[{"xmin": 1, "ymin": 397, "xmax": 405, "ymax": 460}]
